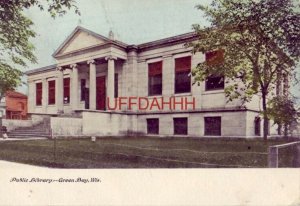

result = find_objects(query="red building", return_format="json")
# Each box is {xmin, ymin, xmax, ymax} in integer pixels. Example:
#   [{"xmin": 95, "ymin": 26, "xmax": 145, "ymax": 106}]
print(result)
[{"xmin": 5, "ymin": 91, "xmax": 28, "ymax": 119}]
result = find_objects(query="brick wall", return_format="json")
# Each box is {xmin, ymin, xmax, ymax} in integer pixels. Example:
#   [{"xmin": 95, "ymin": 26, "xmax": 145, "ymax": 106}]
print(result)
[{"xmin": 5, "ymin": 91, "xmax": 28, "ymax": 119}]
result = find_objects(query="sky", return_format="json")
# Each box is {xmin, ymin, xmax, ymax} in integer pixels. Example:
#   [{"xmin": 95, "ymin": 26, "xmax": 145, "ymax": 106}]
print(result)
[
  {"xmin": 23, "ymin": 0, "xmax": 210, "ymax": 70},
  {"xmin": 20, "ymin": 0, "xmax": 299, "ymax": 102}
]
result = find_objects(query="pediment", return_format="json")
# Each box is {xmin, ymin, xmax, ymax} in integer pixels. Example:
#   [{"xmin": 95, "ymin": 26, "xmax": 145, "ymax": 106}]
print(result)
[{"xmin": 53, "ymin": 26, "xmax": 110, "ymax": 57}]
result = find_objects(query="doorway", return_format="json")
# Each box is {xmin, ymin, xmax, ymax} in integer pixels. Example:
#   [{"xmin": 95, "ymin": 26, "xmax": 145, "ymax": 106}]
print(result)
[{"xmin": 96, "ymin": 76, "xmax": 106, "ymax": 110}]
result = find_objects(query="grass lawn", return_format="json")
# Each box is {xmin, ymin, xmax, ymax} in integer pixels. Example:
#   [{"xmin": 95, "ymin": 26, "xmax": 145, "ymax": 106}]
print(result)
[{"xmin": 0, "ymin": 137, "xmax": 293, "ymax": 168}]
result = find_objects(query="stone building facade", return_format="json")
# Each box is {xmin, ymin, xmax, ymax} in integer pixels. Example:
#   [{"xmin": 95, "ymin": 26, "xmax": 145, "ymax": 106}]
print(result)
[{"xmin": 25, "ymin": 26, "xmax": 276, "ymax": 138}]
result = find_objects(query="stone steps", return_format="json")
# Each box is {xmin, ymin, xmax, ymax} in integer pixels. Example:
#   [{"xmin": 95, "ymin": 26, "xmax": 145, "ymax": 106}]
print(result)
[
  {"xmin": 8, "ymin": 131, "xmax": 49, "ymax": 135},
  {"xmin": 8, "ymin": 134, "xmax": 51, "ymax": 138},
  {"xmin": 7, "ymin": 122, "xmax": 51, "ymax": 139}
]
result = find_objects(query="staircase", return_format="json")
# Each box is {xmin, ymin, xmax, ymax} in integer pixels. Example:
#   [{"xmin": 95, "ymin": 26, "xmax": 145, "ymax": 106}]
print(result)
[{"xmin": 7, "ymin": 121, "xmax": 51, "ymax": 139}]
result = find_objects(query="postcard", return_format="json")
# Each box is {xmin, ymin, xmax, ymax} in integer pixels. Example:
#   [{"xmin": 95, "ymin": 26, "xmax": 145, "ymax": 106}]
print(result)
[{"xmin": 0, "ymin": 0, "xmax": 299, "ymax": 205}]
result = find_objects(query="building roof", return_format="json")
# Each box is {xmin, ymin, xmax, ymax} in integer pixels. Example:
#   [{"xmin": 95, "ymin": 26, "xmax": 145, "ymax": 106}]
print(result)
[
  {"xmin": 25, "ymin": 26, "xmax": 198, "ymax": 76},
  {"xmin": 6, "ymin": 91, "xmax": 27, "ymax": 99},
  {"xmin": 52, "ymin": 26, "xmax": 128, "ymax": 57},
  {"xmin": 25, "ymin": 64, "xmax": 57, "ymax": 75},
  {"xmin": 137, "ymin": 32, "xmax": 197, "ymax": 51}
]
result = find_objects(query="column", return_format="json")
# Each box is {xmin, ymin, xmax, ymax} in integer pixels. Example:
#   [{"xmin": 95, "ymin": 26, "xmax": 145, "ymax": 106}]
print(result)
[
  {"xmin": 127, "ymin": 49, "xmax": 138, "ymax": 96},
  {"xmin": 27, "ymin": 81, "xmax": 35, "ymax": 113},
  {"xmin": 42, "ymin": 78, "xmax": 47, "ymax": 113},
  {"xmin": 56, "ymin": 67, "xmax": 64, "ymax": 113},
  {"xmin": 105, "ymin": 55, "xmax": 117, "ymax": 109},
  {"xmin": 88, "ymin": 60, "xmax": 96, "ymax": 110},
  {"xmin": 70, "ymin": 64, "xmax": 78, "ymax": 110},
  {"xmin": 162, "ymin": 54, "xmax": 174, "ymax": 96},
  {"xmin": 283, "ymin": 73, "xmax": 289, "ymax": 97}
]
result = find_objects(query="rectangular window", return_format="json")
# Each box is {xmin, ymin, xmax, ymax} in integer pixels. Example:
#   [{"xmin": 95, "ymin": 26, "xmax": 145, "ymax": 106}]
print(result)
[
  {"xmin": 204, "ymin": 117, "xmax": 221, "ymax": 136},
  {"xmin": 63, "ymin": 78, "xmax": 70, "ymax": 104},
  {"xmin": 80, "ymin": 79, "xmax": 86, "ymax": 101},
  {"xmin": 148, "ymin": 61, "xmax": 162, "ymax": 96},
  {"xmin": 175, "ymin": 56, "xmax": 191, "ymax": 94},
  {"xmin": 48, "ymin": 80, "xmax": 56, "ymax": 105},
  {"xmin": 205, "ymin": 76, "xmax": 224, "ymax": 91},
  {"xmin": 205, "ymin": 49, "xmax": 224, "ymax": 66},
  {"xmin": 173, "ymin": 117, "xmax": 188, "ymax": 135},
  {"xmin": 254, "ymin": 117, "xmax": 261, "ymax": 136},
  {"xmin": 147, "ymin": 118, "xmax": 159, "ymax": 134},
  {"xmin": 115, "ymin": 73, "xmax": 118, "ymax": 98},
  {"xmin": 35, "ymin": 82, "xmax": 42, "ymax": 106}
]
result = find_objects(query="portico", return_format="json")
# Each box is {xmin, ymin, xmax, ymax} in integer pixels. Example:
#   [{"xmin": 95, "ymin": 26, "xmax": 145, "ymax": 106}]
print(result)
[
  {"xmin": 55, "ymin": 55, "xmax": 119, "ymax": 113},
  {"xmin": 38, "ymin": 26, "xmax": 129, "ymax": 114}
]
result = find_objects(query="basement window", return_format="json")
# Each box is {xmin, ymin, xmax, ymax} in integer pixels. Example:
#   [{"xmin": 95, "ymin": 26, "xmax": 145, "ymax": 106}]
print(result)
[
  {"xmin": 204, "ymin": 117, "xmax": 221, "ymax": 136},
  {"xmin": 254, "ymin": 117, "xmax": 261, "ymax": 136},
  {"xmin": 173, "ymin": 117, "xmax": 188, "ymax": 135},
  {"xmin": 147, "ymin": 118, "xmax": 159, "ymax": 134}
]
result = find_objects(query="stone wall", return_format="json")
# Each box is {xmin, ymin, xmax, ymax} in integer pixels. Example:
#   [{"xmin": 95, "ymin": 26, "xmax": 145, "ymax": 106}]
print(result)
[
  {"xmin": 81, "ymin": 111, "xmax": 130, "ymax": 136},
  {"xmin": 136, "ymin": 111, "xmax": 249, "ymax": 138},
  {"xmin": 50, "ymin": 117, "xmax": 83, "ymax": 137},
  {"xmin": 3, "ymin": 114, "xmax": 51, "ymax": 132},
  {"xmin": 2, "ymin": 119, "xmax": 33, "ymax": 132}
]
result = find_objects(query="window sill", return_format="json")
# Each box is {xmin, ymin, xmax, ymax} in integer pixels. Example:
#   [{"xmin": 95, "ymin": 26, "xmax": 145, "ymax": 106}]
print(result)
[
  {"xmin": 202, "ymin": 90, "xmax": 224, "ymax": 95},
  {"xmin": 47, "ymin": 104, "xmax": 56, "ymax": 107},
  {"xmin": 173, "ymin": 92, "xmax": 192, "ymax": 97},
  {"xmin": 147, "ymin": 95, "xmax": 163, "ymax": 98},
  {"xmin": 204, "ymin": 134, "xmax": 221, "ymax": 137}
]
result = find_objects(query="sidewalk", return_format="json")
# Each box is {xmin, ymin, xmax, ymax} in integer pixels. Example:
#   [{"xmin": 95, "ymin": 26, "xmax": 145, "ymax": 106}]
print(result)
[
  {"xmin": 0, "ymin": 160, "xmax": 43, "ymax": 169},
  {"xmin": 0, "ymin": 137, "xmax": 47, "ymax": 141}
]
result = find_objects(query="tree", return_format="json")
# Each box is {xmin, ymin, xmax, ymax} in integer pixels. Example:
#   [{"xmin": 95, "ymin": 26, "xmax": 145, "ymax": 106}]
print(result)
[
  {"xmin": 190, "ymin": 0, "xmax": 300, "ymax": 140},
  {"xmin": 266, "ymin": 96, "xmax": 299, "ymax": 138},
  {"xmin": 0, "ymin": 0, "xmax": 80, "ymax": 101},
  {"xmin": 0, "ymin": 67, "xmax": 22, "ymax": 101}
]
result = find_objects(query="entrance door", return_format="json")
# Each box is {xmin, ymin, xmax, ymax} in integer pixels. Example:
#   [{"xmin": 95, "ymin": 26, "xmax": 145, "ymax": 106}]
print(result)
[{"xmin": 96, "ymin": 76, "xmax": 106, "ymax": 110}]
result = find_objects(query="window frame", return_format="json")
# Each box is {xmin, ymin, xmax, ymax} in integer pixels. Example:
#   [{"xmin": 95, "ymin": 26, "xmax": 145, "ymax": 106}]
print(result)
[
  {"xmin": 204, "ymin": 116, "xmax": 221, "ymax": 136},
  {"xmin": 48, "ymin": 80, "xmax": 56, "ymax": 105},
  {"xmin": 254, "ymin": 117, "xmax": 261, "ymax": 136},
  {"xmin": 174, "ymin": 56, "xmax": 191, "ymax": 94},
  {"xmin": 147, "ymin": 118, "xmax": 159, "ymax": 135},
  {"xmin": 115, "ymin": 73, "xmax": 118, "ymax": 98},
  {"xmin": 35, "ymin": 82, "xmax": 42, "ymax": 106},
  {"xmin": 205, "ymin": 49, "xmax": 225, "ymax": 66},
  {"xmin": 63, "ymin": 77, "xmax": 70, "ymax": 104},
  {"xmin": 148, "ymin": 61, "xmax": 163, "ymax": 96},
  {"xmin": 205, "ymin": 76, "xmax": 225, "ymax": 91},
  {"xmin": 173, "ymin": 117, "xmax": 188, "ymax": 135},
  {"xmin": 80, "ymin": 79, "xmax": 86, "ymax": 101}
]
